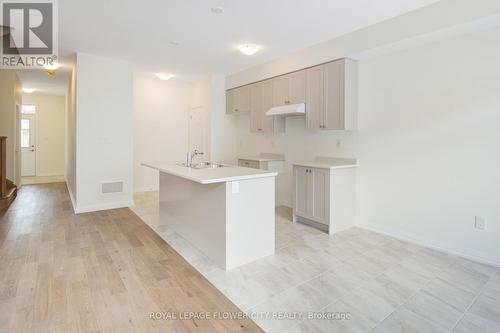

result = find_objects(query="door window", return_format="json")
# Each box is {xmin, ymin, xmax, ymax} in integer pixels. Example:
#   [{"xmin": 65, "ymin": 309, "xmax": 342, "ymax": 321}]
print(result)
[{"xmin": 21, "ymin": 119, "xmax": 30, "ymax": 148}]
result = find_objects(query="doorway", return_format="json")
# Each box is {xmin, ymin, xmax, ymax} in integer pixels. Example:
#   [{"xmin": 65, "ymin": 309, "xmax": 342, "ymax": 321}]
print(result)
[{"xmin": 20, "ymin": 105, "xmax": 36, "ymax": 177}]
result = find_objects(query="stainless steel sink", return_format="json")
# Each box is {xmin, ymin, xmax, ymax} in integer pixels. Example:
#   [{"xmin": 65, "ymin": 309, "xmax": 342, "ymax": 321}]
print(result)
[
  {"xmin": 176, "ymin": 162, "xmax": 225, "ymax": 169},
  {"xmin": 192, "ymin": 162, "xmax": 225, "ymax": 169}
]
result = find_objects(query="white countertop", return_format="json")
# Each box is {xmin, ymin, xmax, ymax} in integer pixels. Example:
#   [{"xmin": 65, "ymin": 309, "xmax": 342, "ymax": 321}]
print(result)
[
  {"xmin": 292, "ymin": 157, "xmax": 358, "ymax": 170},
  {"xmin": 238, "ymin": 153, "xmax": 285, "ymax": 162},
  {"xmin": 238, "ymin": 156, "xmax": 285, "ymax": 162},
  {"xmin": 142, "ymin": 161, "xmax": 278, "ymax": 184}
]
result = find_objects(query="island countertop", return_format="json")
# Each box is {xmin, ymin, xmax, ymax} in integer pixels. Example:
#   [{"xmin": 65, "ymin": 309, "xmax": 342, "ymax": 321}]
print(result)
[{"xmin": 142, "ymin": 161, "xmax": 278, "ymax": 184}]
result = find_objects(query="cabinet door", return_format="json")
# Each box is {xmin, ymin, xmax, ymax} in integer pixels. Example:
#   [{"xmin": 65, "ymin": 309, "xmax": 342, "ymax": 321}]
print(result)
[
  {"xmin": 324, "ymin": 59, "xmax": 344, "ymax": 129},
  {"xmin": 272, "ymin": 75, "xmax": 290, "ymax": 106},
  {"xmin": 306, "ymin": 65, "xmax": 325, "ymax": 129},
  {"xmin": 260, "ymin": 79, "xmax": 275, "ymax": 133},
  {"xmin": 310, "ymin": 168, "xmax": 329, "ymax": 224},
  {"xmin": 250, "ymin": 83, "xmax": 263, "ymax": 132},
  {"xmin": 236, "ymin": 85, "xmax": 251, "ymax": 113},
  {"xmin": 226, "ymin": 89, "xmax": 235, "ymax": 114},
  {"xmin": 294, "ymin": 166, "xmax": 308, "ymax": 218},
  {"xmin": 289, "ymin": 70, "xmax": 306, "ymax": 104}
]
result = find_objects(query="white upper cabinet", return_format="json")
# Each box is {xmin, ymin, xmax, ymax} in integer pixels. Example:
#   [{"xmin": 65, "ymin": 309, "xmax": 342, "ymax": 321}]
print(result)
[
  {"xmin": 226, "ymin": 58, "xmax": 357, "ymax": 131},
  {"xmin": 306, "ymin": 59, "xmax": 358, "ymax": 130},
  {"xmin": 272, "ymin": 70, "xmax": 306, "ymax": 106},
  {"xmin": 305, "ymin": 65, "xmax": 324, "ymax": 129},
  {"xmin": 226, "ymin": 85, "xmax": 251, "ymax": 114},
  {"xmin": 250, "ymin": 80, "xmax": 284, "ymax": 133}
]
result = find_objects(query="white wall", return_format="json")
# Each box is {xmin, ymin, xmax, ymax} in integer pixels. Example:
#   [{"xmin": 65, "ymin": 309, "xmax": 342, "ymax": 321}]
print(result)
[
  {"xmin": 22, "ymin": 93, "xmax": 66, "ymax": 177},
  {"xmin": 74, "ymin": 53, "xmax": 134, "ymax": 213},
  {"xmin": 228, "ymin": 27, "xmax": 500, "ymax": 265},
  {"xmin": 66, "ymin": 57, "xmax": 77, "ymax": 204},
  {"xmin": 0, "ymin": 70, "xmax": 22, "ymax": 186},
  {"xmin": 356, "ymin": 27, "xmax": 500, "ymax": 265},
  {"xmin": 210, "ymin": 75, "xmax": 238, "ymax": 164},
  {"xmin": 133, "ymin": 76, "xmax": 190, "ymax": 192}
]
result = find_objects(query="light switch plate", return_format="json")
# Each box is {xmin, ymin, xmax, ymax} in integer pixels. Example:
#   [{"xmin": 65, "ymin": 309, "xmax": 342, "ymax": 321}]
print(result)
[{"xmin": 474, "ymin": 216, "xmax": 486, "ymax": 230}]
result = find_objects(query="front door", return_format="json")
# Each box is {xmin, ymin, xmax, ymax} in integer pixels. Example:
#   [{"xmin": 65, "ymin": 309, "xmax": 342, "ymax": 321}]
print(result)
[{"xmin": 21, "ymin": 114, "xmax": 36, "ymax": 176}]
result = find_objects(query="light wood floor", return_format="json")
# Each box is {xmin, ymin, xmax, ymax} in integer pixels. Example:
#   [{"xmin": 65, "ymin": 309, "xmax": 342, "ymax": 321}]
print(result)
[{"xmin": 0, "ymin": 183, "xmax": 263, "ymax": 332}]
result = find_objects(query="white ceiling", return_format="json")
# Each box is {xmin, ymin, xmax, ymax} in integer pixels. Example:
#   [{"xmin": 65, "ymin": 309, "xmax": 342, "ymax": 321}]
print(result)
[{"xmin": 17, "ymin": 0, "xmax": 440, "ymax": 95}]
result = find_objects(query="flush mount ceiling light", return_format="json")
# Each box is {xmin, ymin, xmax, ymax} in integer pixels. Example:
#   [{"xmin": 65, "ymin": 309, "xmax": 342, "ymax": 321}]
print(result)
[
  {"xmin": 210, "ymin": 6, "xmax": 224, "ymax": 14},
  {"xmin": 23, "ymin": 87, "xmax": 35, "ymax": 93},
  {"xmin": 239, "ymin": 44, "xmax": 259, "ymax": 56},
  {"xmin": 155, "ymin": 73, "xmax": 174, "ymax": 80}
]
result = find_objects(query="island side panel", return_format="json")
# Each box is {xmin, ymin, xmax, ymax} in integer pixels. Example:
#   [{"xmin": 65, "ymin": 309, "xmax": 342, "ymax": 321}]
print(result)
[
  {"xmin": 225, "ymin": 177, "xmax": 275, "ymax": 270},
  {"xmin": 159, "ymin": 172, "xmax": 227, "ymax": 268}
]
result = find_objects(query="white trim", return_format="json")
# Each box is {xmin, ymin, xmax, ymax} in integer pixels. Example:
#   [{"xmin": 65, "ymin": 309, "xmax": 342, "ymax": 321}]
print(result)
[
  {"xmin": 277, "ymin": 199, "xmax": 293, "ymax": 208},
  {"xmin": 35, "ymin": 172, "xmax": 66, "ymax": 177},
  {"xmin": 66, "ymin": 182, "xmax": 77, "ymax": 213},
  {"xmin": 358, "ymin": 223, "xmax": 500, "ymax": 268},
  {"xmin": 133, "ymin": 187, "xmax": 158, "ymax": 193},
  {"xmin": 74, "ymin": 200, "xmax": 134, "ymax": 214}
]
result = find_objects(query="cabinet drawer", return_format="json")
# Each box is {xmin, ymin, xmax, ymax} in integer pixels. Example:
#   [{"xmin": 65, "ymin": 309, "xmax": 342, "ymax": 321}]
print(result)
[{"xmin": 238, "ymin": 159, "xmax": 261, "ymax": 169}]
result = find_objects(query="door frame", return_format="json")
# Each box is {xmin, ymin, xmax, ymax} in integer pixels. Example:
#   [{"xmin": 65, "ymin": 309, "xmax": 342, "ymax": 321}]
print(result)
[{"xmin": 20, "ymin": 105, "xmax": 38, "ymax": 177}]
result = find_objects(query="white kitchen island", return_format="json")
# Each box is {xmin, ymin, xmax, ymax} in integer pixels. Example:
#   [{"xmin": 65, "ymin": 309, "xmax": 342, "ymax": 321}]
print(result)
[{"xmin": 142, "ymin": 161, "xmax": 277, "ymax": 270}]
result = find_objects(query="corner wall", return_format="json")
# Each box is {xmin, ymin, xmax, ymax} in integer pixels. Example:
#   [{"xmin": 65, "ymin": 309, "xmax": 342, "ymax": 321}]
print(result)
[{"xmin": 73, "ymin": 53, "xmax": 134, "ymax": 213}]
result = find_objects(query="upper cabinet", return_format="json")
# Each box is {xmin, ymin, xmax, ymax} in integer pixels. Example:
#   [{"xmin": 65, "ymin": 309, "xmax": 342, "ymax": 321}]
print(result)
[
  {"xmin": 226, "ymin": 85, "xmax": 251, "ymax": 114},
  {"xmin": 226, "ymin": 58, "xmax": 358, "ymax": 131},
  {"xmin": 250, "ymin": 80, "xmax": 285, "ymax": 133},
  {"xmin": 306, "ymin": 59, "xmax": 358, "ymax": 130},
  {"xmin": 272, "ymin": 70, "xmax": 306, "ymax": 106}
]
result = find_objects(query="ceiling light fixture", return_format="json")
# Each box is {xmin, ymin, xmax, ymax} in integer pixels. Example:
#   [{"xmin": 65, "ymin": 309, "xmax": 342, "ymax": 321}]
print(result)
[
  {"xmin": 210, "ymin": 7, "xmax": 224, "ymax": 14},
  {"xmin": 155, "ymin": 73, "xmax": 174, "ymax": 81},
  {"xmin": 239, "ymin": 44, "xmax": 259, "ymax": 56},
  {"xmin": 23, "ymin": 88, "xmax": 35, "ymax": 93}
]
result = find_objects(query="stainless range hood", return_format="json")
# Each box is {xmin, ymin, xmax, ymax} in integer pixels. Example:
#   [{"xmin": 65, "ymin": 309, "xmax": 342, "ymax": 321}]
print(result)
[{"xmin": 266, "ymin": 103, "xmax": 305, "ymax": 116}]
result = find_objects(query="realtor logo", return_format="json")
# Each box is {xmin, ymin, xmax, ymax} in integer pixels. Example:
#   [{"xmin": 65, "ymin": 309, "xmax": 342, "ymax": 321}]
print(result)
[{"xmin": 1, "ymin": 0, "xmax": 58, "ymax": 68}]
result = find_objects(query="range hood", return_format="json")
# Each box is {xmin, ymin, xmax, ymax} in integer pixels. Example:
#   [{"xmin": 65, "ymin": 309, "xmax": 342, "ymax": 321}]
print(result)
[{"xmin": 266, "ymin": 103, "xmax": 305, "ymax": 116}]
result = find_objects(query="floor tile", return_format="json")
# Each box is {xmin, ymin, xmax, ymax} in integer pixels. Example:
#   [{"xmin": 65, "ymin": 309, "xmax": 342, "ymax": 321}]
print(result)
[
  {"xmin": 467, "ymin": 294, "xmax": 500, "ymax": 325},
  {"xmin": 403, "ymin": 290, "xmax": 463, "ymax": 330},
  {"xmin": 422, "ymin": 277, "xmax": 476, "ymax": 312},
  {"xmin": 482, "ymin": 273, "xmax": 500, "ymax": 301},
  {"xmin": 380, "ymin": 308, "xmax": 448, "ymax": 333},
  {"xmin": 453, "ymin": 312, "xmax": 500, "ymax": 333},
  {"xmin": 340, "ymin": 287, "xmax": 395, "ymax": 324}
]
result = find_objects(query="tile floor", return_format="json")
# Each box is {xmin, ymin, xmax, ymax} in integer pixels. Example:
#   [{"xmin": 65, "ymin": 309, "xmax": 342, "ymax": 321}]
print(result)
[{"xmin": 132, "ymin": 191, "xmax": 500, "ymax": 333}]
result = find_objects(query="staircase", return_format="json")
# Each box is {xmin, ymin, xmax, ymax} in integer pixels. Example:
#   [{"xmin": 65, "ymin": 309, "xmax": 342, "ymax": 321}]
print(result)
[{"xmin": 0, "ymin": 137, "xmax": 17, "ymax": 210}]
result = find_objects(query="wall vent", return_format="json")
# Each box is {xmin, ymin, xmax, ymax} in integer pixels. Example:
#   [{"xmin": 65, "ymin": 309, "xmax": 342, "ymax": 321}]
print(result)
[{"xmin": 102, "ymin": 181, "xmax": 123, "ymax": 194}]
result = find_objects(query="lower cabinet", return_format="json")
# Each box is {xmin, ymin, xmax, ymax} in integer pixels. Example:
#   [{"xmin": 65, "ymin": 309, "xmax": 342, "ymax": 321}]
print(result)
[
  {"xmin": 294, "ymin": 166, "xmax": 329, "ymax": 225},
  {"xmin": 293, "ymin": 165, "xmax": 356, "ymax": 234}
]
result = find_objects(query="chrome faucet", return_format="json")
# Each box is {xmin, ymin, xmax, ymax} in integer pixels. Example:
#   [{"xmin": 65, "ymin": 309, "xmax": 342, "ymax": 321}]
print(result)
[{"xmin": 186, "ymin": 149, "xmax": 204, "ymax": 167}]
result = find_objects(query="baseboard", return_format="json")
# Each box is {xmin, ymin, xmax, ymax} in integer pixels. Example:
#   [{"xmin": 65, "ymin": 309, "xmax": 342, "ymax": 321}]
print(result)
[
  {"xmin": 277, "ymin": 199, "xmax": 293, "ymax": 208},
  {"xmin": 66, "ymin": 182, "xmax": 77, "ymax": 213},
  {"xmin": 133, "ymin": 187, "xmax": 158, "ymax": 193},
  {"xmin": 36, "ymin": 173, "xmax": 66, "ymax": 177},
  {"xmin": 74, "ymin": 199, "xmax": 134, "ymax": 214},
  {"xmin": 358, "ymin": 223, "xmax": 500, "ymax": 267}
]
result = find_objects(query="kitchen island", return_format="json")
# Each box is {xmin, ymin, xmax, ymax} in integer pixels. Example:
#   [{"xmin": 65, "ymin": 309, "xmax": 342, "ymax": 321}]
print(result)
[{"xmin": 142, "ymin": 161, "xmax": 277, "ymax": 270}]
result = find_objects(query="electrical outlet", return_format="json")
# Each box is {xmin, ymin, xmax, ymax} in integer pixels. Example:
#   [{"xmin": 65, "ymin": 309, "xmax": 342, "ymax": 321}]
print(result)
[{"xmin": 474, "ymin": 216, "xmax": 487, "ymax": 230}]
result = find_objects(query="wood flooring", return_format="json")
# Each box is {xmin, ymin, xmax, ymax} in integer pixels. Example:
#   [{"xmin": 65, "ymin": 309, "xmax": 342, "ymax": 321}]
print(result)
[{"xmin": 0, "ymin": 183, "xmax": 263, "ymax": 332}]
